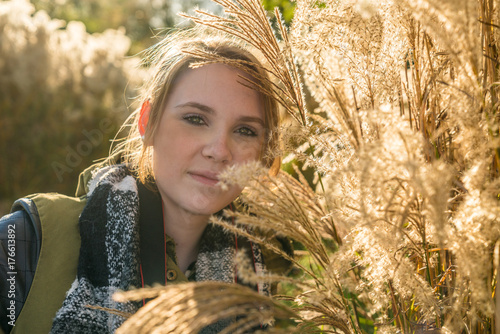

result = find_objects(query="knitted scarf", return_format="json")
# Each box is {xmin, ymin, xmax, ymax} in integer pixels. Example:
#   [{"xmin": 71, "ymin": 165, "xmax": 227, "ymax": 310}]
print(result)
[{"xmin": 50, "ymin": 165, "xmax": 268, "ymax": 333}]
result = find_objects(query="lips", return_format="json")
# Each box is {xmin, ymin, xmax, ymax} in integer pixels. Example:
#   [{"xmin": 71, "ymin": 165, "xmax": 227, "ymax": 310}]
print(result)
[{"xmin": 188, "ymin": 171, "xmax": 220, "ymax": 186}]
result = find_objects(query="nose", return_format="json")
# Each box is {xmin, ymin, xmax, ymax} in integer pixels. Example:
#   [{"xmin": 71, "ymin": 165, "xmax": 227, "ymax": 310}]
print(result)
[{"xmin": 201, "ymin": 132, "xmax": 232, "ymax": 163}]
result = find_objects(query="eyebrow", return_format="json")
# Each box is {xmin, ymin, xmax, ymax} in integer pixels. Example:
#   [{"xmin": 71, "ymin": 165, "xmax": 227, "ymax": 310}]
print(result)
[
  {"xmin": 175, "ymin": 102, "xmax": 265, "ymax": 127},
  {"xmin": 176, "ymin": 102, "xmax": 214, "ymax": 114}
]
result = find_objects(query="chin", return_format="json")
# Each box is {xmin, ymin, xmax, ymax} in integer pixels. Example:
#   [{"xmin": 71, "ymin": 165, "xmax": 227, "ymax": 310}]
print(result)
[
  {"xmin": 186, "ymin": 190, "xmax": 239, "ymax": 214},
  {"xmin": 186, "ymin": 198, "xmax": 233, "ymax": 217}
]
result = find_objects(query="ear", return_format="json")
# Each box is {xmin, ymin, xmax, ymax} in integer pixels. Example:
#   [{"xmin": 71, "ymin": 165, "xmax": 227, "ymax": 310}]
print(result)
[{"xmin": 138, "ymin": 100, "xmax": 151, "ymax": 138}]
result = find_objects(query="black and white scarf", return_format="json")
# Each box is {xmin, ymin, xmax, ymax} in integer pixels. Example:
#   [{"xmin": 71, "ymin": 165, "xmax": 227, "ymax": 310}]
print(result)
[{"xmin": 50, "ymin": 165, "xmax": 268, "ymax": 333}]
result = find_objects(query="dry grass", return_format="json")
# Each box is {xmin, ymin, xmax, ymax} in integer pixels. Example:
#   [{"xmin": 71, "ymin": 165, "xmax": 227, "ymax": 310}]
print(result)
[
  {"xmin": 0, "ymin": 1, "xmax": 143, "ymax": 205},
  {"xmin": 113, "ymin": 282, "xmax": 298, "ymax": 334},
  {"xmin": 116, "ymin": 0, "xmax": 500, "ymax": 332}
]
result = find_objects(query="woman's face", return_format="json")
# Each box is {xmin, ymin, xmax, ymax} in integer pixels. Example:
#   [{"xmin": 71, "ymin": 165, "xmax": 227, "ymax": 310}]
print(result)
[{"xmin": 152, "ymin": 63, "xmax": 265, "ymax": 218}]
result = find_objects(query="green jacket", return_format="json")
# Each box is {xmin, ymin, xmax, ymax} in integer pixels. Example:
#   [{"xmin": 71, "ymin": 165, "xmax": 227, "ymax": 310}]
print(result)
[{"xmin": 1, "ymin": 166, "xmax": 292, "ymax": 334}]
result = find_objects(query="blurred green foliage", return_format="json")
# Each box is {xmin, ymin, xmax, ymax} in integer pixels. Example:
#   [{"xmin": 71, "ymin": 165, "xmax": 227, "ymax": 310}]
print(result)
[
  {"xmin": 262, "ymin": 0, "xmax": 295, "ymax": 24},
  {"xmin": 31, "ymin": 0, "xmax": 176, "ymax": 55}
]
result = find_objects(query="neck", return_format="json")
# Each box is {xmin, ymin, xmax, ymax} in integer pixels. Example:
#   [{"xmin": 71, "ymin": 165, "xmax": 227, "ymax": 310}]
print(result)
[{"xmin": 162, "ymin": 201, "xmax": 210, "ymax": 273}]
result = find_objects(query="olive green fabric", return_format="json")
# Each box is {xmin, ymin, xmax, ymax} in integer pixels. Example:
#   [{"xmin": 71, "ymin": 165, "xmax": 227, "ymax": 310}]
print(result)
[
  {"xmin": 11, "ymin": 193, "xmax": 86, "ymax": 334},
  {"xmin": 9, "ymin": 192, "xmax": 189, "ymax": 334},
  {"xmin": 75, "ymin": 153, "xmax": 121, "ymax": 198},
  {"xmin": 166, "ymin": 255, "xmax": 188, "ymax": 283}
]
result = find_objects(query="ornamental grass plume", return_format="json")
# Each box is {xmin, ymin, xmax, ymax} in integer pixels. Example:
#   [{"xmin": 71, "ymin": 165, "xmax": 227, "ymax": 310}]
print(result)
[
  {"xmin": 0, "ymin": 1, "xmax": 143, "ymax": 207},
  {"xmin": 113, "ymin": 282, "xmax": 298, "ymax": 334},
  {"xmin": 116, "ymin": 0, "xmax": 500, "ymax": 332}
]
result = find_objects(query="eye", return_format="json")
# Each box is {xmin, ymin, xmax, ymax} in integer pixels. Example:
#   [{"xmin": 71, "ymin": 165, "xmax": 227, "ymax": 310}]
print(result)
[
  {"xmin": 183, "ymin": 115, "xmax": 206, "ymax": 126},
  {"xmin": 236, "ymin": 126, "xmax": 257, "ymax": 137}
]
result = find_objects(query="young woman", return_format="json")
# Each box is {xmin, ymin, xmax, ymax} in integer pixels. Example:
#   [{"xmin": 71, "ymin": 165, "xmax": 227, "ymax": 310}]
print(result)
[{"xmin": 0, "ymin": 28, "xmax": 291, "ymax": 334}]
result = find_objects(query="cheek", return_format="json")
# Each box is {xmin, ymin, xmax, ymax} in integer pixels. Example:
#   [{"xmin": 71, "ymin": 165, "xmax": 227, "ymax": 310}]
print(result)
[
  {"xmin": 152, "ymin": 138, "xmax": 183, "ymax": 177},
  {"xmin": 233, "ymin": 141, "xmax": 263, "ymax": 163},
  {"xmin": 153, "ymin": 126, "xmax": 194, "ymax": 159},
  {"xmin": 152, "ymin": 150, "xmax": 170, "ymax": 180},
  {"xmin": 222, "ymin": 184, "xmax": 244, "ymax": 208}
]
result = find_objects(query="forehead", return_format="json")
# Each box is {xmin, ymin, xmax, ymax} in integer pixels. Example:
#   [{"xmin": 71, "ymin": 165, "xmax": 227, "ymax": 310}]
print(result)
[
  {"xmin": 173, "ymin": 63, "xmax": 258, "ymax": 95},
  {"xmin": 167, "ymin": 63, "xmax": 264, "ymax": 118}
]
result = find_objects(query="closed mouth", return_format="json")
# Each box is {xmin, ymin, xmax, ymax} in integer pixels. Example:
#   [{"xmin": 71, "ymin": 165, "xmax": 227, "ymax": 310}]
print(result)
[{"xmin": 188, "ymin": 171, "xmax": 219, "ymax": 186}]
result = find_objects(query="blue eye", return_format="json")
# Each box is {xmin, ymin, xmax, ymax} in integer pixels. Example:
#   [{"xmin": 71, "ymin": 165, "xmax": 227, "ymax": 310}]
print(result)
[
  {"xmin": 236, "ymin": 127, "xmax": 257, "ymax": 137},
  {"xmin": 183, "ymin": 115, "xmax": 206, "ymax": 126}
]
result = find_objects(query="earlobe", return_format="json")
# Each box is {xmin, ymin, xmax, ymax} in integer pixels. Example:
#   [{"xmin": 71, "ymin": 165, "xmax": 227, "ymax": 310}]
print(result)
[{"xmin": 138, "ymin": 100, "xmax": 151, "ymax": 139}]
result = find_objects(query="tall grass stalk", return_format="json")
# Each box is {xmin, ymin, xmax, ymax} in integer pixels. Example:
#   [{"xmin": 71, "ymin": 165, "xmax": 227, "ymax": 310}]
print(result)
[{"xmin": 116, "ymin": 0, "xmax": 500, "ymax": 332}]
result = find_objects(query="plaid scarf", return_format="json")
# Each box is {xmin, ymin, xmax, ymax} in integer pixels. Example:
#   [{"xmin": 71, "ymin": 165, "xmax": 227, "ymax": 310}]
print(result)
[{"xmin": 50, "ymin": 165, "xmax": 268, "ymax": 333}]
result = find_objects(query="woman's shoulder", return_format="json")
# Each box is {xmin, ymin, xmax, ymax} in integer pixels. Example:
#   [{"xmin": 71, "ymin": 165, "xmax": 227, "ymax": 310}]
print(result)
[
  {"xmin": 0, "ymin": 194, "xmax": 87, "ymax": 241},
  {"xmin": 2, "ymin": 193, "xmax": 86, "ymax": 223},
  {"xmin": 257, "ymin": 230, "xmax": 294, "ymax": 276},
  {"xmin": 0, "ymin": 192, "xmax": 86, "ymax": 334},
  {"xmin": 75, "ymin": 160, "xmax": 133, "ymax": 198},
  {"xmin": 229, "ymin": 199, "xmax": 294, "ymax": 276}
]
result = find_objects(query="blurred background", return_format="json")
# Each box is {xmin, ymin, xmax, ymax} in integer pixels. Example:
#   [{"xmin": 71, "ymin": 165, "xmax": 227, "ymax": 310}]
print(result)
[{"xmin": 0, "ymin": 0, "xmax": 294, "ymax": 216}]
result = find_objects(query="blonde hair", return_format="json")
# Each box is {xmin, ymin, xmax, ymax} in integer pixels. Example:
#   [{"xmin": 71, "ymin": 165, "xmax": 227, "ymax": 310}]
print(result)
[{"xmin": 113, "ymin": 28, "xmax": 281, "ymax": 184}]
